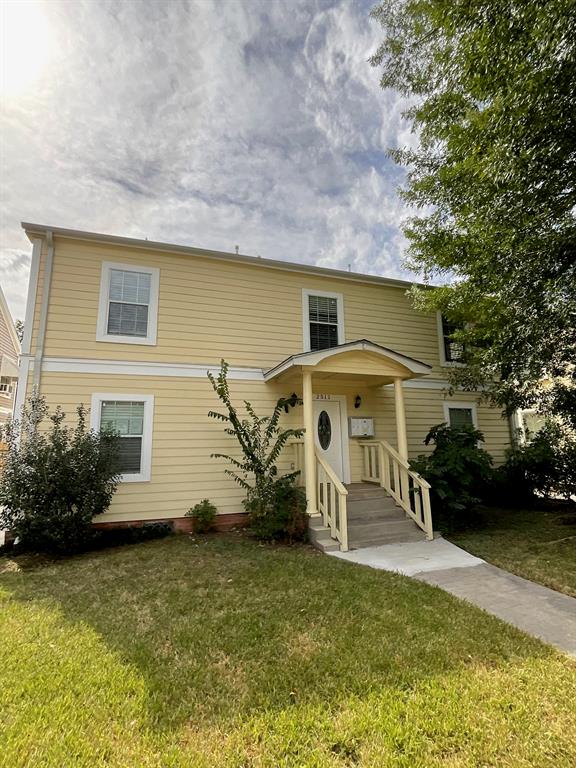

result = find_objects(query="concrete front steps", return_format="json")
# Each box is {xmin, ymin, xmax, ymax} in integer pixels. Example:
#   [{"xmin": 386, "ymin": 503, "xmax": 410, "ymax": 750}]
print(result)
[{"xmin": 309, "ymin": 482, "xmax": 427, "ymax": 553}]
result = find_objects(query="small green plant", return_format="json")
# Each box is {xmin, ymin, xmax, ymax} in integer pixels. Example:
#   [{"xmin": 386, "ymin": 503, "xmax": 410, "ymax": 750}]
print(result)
[
  {"xmin": 186, "ymin": 499, "xmax": 217, "ymax": 533},
  {"xmin": 411, "ymin": 423, "xmax": 493, "ymax": 531},
  {"xmin": 0, "ymin": 393, "xmax": 120, "ymax": 554},
  {"xmin": 207, "ymin": 360, "xmax": 305, "ymax": 540}
]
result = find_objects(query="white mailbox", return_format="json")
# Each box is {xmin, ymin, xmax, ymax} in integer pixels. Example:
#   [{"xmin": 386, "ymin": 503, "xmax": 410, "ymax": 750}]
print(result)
[{"xmin": 348, "ymin": 417, "xmax": 375, "ymax": 438}]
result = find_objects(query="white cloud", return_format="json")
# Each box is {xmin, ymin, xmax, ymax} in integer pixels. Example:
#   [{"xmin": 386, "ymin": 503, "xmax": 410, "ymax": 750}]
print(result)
[{"xmin": 0, "ymin": 0, "xmax": 418, "ymax": 321}]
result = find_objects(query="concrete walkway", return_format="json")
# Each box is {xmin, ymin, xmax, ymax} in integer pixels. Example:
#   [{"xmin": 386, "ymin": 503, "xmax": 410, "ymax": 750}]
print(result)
[{"xmin": 331, "ymin": 538, "xmax": 576, "ymax": 656}]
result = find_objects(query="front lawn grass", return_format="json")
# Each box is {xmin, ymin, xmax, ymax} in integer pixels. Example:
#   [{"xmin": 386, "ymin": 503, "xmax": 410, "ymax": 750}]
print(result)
[
  {"xmin": 1, "ymin": 534, "xmax": 575, "ymax": 767},
  {"xmin": 449, "ymin": 504, "xmax": 576, "ymax": 597}
]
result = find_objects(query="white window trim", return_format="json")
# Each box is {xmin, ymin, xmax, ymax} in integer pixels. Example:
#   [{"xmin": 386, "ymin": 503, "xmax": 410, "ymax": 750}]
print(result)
[
  {"xmin": 96, "ymin": 262, "xmax": 159, "ymax": 345},
  {"xmin": 90, "ymin": 393, "xmax": 154, "ymax": 483},
  {"xmin": 443, "ymin": 401, "xmax": 478, "ymax": 429},
  {"xmin": 436, "ymin": 311, "xmax": 464, "ymax": 368},
  {"xmin": 302, "ymin": 289, "xmax": 345, "ymax": 352}
]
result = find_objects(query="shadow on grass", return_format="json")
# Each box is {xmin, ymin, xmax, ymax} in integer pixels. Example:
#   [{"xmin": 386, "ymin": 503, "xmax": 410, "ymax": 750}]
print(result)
[{"xmin": 0, "ymin": 534, "xmax": 556, "ymax": 735}]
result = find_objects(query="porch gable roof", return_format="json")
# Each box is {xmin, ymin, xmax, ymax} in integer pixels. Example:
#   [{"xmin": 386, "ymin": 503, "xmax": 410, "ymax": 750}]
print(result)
[{"xmin": 264, "ymin": 339, "xmax": 432, "ymax": 382}]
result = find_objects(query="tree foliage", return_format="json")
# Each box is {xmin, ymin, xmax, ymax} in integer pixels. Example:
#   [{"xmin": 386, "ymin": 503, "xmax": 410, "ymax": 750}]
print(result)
[
  {"xmin": 208, "ymin": 361, "xmax": 306, "ymax": 537},
  {"xmin": 371, "ymin": 0, "xmax": 576, "ymax": 423},
  {"xmin": 0, "ymin": 393, "xmax": 120, "ymax": 554},
  {"xmin": 15, "ymin": 319, "xmax": 24, "ymax": 343},
  {"xmin": 498, "ymin": 420, "xmax": 576, "ymax": 505}
]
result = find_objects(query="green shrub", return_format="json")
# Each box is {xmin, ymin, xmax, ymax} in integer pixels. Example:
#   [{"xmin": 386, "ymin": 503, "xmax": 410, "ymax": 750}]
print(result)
[
  {"xmin": 207, "ymin": 360, "xmax": 306, "ymax": 541},
  {"xmin": 0, "ymin": 394, "xmax": 120, "ymax": 554},
  {"xmin": 186, "ymin": 499, "xmax": 217, "ymax": 533},
  {"xmin": 497, "ymin": 420, "xmax": 576, "ymax": 506},
  {"xmin": 91, "ymin": 522, "xmax": 174, "ymax": 550},
  {"xmin": 245, "ymin": 476, "xmax": 308, "ymax": 543},
  {"xmin": 411, "ymin": 423, "xmax": 493, "ymax": 531}
]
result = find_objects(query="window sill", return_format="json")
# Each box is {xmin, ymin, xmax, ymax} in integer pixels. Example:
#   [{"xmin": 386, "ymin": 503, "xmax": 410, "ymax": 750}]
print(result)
[
  {"xmin": 119, "ymin": 473, "xmax": 150, "ymax": 483},
  {"xmin": 440, "ymin": 360, "xmax": 465, "ymax": 368},
  {"xmin": 96, "ymin": 333, "xmax": 157, "ymax": 346}
]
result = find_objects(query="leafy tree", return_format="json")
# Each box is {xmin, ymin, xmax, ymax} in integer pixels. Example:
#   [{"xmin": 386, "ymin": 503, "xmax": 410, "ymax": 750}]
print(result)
[
  {"xmin": 207, "ymin": 361, "xmax": 306, "ymax": 537},
  {"xmin": 15, "ymin": 319, "xmax": 24, "ymax": 343},
  {"xmin": 497, "ymin": 420, "xmax": 576, "ymax": 505},
  {"xmin": 370, "ymin": 0, "xmax": 576, "ymax": 425},
  {"xmin": 0, "ymin": 393, "xmax": 120, "ymax": 554}
]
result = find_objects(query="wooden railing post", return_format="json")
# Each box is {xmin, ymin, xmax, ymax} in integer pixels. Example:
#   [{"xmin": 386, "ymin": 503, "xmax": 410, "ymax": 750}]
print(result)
[
  {"xmin": 422, "ymin": 487, "xmax": 433, "ymax": 540},
  {"xmin": 339, "ymin": 494, "xmax": 348, "ymax": 552},
  {"xmin": 377, "ymin": 445, "xmax": 386, "ymax": 490}
]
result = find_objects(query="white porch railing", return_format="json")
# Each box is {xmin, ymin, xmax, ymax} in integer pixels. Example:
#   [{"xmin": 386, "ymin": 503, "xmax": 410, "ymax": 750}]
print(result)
[
  {"xmin": 292, "ymin": 440, "xmax": 349, "ymax": 552},
  {"xmin": 361, "ymin": 440, "xmax": 433, "ymax": 540},
  {"xmin": 292, "ymin": 439, "xmax": 305, "ymax": 487},
  {"xmin": 316, "ymin": 451, "xmax": 349, "ymax": 552}
]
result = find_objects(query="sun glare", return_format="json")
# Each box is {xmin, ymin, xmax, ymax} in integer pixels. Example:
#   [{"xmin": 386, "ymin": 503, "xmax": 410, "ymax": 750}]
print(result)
[{"xmin": 1, "ymin": 0, "xmax": 52, "ymax": 97}]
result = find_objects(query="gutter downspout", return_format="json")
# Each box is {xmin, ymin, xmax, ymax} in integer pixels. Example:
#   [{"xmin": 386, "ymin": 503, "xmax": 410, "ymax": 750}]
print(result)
[{"xmin": 32, "ymin": 230, "xmax": 54, "ymax": 392}]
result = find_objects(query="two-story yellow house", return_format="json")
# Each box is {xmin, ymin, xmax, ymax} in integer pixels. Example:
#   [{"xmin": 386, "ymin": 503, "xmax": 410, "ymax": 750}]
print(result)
[{"xmin": 16, "ymin": 223, "xmax": 513, "ymax": 551}]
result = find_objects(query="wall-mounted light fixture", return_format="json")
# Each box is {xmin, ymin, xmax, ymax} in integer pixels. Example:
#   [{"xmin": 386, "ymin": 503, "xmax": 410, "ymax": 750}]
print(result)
[
  {"xmin": 283, "ymin": 392, "xmax": 301, "ymax": 413},
  {"xmin": 354, "ymin": 395, "xmax": 362, "ymax": 409}
]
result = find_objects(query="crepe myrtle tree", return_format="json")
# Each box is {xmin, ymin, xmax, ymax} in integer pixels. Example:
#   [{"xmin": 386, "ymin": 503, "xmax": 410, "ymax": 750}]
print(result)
[
  {"xmin": 0, "ymin": 393, "xmax": 120, "ymax": 554},
  {"xmin": 371, "ymin": 0, "xmax": 576, "ymax": 427},
  {"xmin": 207, "ymin": 361, "xmax": 304, "ymax": 519}
]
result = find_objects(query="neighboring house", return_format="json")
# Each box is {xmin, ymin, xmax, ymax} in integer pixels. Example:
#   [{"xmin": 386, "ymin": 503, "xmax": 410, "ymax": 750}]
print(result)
[
  {"xmin": 16, "ymin": 223, "xmax": 514, "ymax": 551},
  {"xmin": 0, "ymin": 285, "xmax": 20, "ymax": 424}
]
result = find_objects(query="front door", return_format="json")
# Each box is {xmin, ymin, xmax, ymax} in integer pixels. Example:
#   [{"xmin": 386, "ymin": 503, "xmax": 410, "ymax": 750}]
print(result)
[{"xmin": 313, "ymin": 398, "xmax": 344, "ymax": 481}]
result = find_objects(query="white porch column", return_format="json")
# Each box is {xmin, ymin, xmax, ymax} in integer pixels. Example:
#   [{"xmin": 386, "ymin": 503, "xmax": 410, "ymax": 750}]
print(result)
[
  {"xmin": 394, "ymin": 377, "xmax": 409, "ymax": 461},
  {"xmin": 302, "ymin": 369, "xmax": 318, "ymax": 516}
]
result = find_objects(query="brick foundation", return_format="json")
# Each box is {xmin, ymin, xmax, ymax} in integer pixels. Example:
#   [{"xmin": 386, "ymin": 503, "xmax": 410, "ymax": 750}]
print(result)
[{"xmin": 92, "ymin": 512, "xmax": 249, "ymax": 534}]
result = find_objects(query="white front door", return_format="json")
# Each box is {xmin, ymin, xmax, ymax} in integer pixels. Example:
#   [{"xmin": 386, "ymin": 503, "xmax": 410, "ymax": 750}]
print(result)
[{"xmin": 313, "ymin": 398, "xmax": 344, "ymax": 481}]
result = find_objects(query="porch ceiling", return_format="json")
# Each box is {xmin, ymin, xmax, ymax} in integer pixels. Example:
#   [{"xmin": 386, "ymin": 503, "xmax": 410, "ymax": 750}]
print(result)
[{"xmin": 264, "ymin": 339, "xmax": 432, "ymax": 386}]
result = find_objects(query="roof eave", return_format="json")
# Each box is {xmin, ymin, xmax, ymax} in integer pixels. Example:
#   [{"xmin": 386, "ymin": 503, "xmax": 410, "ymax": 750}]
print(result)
[
  {"xmin": 264, "ymin": 340, "xmax": 432, "ymax": 381},
  {"xmin": 21, "ymin": 222, "xmax": 431, "ymax": 292}
]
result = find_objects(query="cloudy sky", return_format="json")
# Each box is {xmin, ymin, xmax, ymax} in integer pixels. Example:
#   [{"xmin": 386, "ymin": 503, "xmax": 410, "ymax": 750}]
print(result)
[{"xmin": 0, "ymin": 0, "xmax": 417, "ymax": 321}]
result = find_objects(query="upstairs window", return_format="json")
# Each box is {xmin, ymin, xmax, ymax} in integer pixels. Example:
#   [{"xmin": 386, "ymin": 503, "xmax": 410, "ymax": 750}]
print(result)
[
  {"xmin": 108, "ymin": 269, "xmax": 150, "ymax": 337},
  {"xmin": 97, "ymin": 262, "xmax": 159, "ymax": 345},
  {"xmin": 303, "ymin": 290, "xmax": 344, "ymax": 351},
  {"xmin": 91, "ymin": 394, "xmax": 154, "ymax": 482},
  {"xmin": 438, "ymin": 313, "xmax": 464, "ymax": 365}
]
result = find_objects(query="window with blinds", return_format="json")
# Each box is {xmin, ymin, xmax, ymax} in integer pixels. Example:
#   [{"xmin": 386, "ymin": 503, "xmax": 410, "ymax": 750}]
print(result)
[
  {"xmin": 447, "ymin": 407, "xmax": 474, "ymax": 429},
  {"xmin": 107, "ymin": 269, "xmax": 151, "ymax": 338},
  {"xmin": 308, "ymin": 294, "xmax": 339, "ymax": 351},
  {"xmin": 100, "ymin": 400, "xmax": 145, "ymax": 474}
]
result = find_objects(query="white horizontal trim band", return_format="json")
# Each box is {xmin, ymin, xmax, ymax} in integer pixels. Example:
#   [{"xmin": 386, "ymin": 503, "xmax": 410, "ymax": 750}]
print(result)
[
  {"xmin": 386, "ymin": 378, "xmax": 451, "ymax": 390},
  {"xmin": 39, "ymin": 357, "xmax": 265, "ymax": 380},
  {"xmin": 34, "ymin": 357, "xmax": 458, "ymax": 390}
]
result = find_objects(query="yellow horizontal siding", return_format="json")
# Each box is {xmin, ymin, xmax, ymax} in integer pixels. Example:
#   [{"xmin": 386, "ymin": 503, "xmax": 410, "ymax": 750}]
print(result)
[
  {"xmin": 36, "ymin": 237, "xmax": 451, "ymax": 373},
  {"xmin": 29, "ymin": 371, "xmax": 511, "ymax": 523}
]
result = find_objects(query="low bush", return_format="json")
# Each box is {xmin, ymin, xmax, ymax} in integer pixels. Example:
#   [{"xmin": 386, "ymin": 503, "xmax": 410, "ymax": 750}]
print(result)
[
  {"xmin": 0, "ymin": 394, "xmax": 120, "ymax": 555},
  {"xmin": 411, "ymin": 423, "xmax": 493, "ymax": 531},
  {"xmin": 91, "ymin": 522, "xmax": 174, "ymax": 550},
  {"xmin": 186, "ymin": 499, "xmax": 217, "ymax": 533},
  {"xmin": 245, "ymin": 476, "xmax": 308, "ymax": 543},
  {"xmin": 496, "ymin": 420, "xmax": 576, "ymax": 506}
]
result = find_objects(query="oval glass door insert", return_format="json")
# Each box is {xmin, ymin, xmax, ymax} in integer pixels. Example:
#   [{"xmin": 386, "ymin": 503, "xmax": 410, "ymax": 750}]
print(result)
[{"xmin": 317, "ymin": 410, "xmax": 332, "ymax": 449}]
